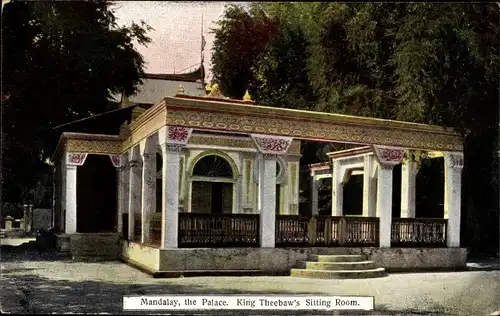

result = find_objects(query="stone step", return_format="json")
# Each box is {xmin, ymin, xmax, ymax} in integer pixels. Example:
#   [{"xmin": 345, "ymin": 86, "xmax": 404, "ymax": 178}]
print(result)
[
  {"xmin": 297, "ymin": 260, "xmax": 376, "ymax": 271},
  {"xmin": 290, "ymin": 268, "xmax": 386, "ymax": 279},
  {"xmin": 72, "ymin": 256, "xmax": 118, "ymax": 262},
  {"xmin": 308, "ymin": 254, "xmax": 367, "ymax": 262}
]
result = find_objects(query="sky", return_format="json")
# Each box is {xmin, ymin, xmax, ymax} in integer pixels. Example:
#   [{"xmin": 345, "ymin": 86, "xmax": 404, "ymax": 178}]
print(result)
[
  {"xmin": 1, "ymin": 1, "xmax": 243, "ymax": 79},
  {"xmin": 112, "ymin": 1, "xmax": 245, "ymax": 79}
]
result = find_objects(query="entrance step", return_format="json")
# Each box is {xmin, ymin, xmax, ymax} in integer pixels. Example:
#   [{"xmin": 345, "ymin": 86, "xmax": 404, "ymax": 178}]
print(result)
[
  {"xmin": 290, "ymin": 268, "xmax": 386, "ymax": 279},
  {"xmin": 296, "ymin": 260, "xmax": 376, "ymax": 271},
  {"xmin": 291, "ymin": 254, "xmax": 386, "ymax": 279},
  {"xmin": 308, "ymin": 254, "xmax": 367, "ymax": 262}
]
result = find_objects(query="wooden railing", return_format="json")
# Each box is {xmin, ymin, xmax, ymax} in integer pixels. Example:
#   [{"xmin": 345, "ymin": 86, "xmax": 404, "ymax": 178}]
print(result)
[
  {"xmin": 343, "ymin": 216, "xmax": 380, "ymax": 246},
  {"xmin": 275, "ymin": 215, "xmax": 310, "ymax": 247},
  {"xmin": 178, "ymin": 213, "xmax": 260, "ymax": 248},
  {"xmin": 391, "ymin": 218, "xmax": 447, "ymax": 247},
  {"xmin": 275, "ymin": 215, "xmax": 379, "ymax": 247}
]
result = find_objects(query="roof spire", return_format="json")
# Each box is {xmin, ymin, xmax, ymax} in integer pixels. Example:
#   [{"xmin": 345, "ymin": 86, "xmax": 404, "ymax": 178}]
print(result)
[{"xmin": 200, "ymin": 13, "xmax": 206, "ymax": 91}]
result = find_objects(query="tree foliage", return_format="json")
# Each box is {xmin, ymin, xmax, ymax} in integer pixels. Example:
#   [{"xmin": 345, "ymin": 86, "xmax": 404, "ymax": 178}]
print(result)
[
  {"xmin": 210, "ymin": 4, "xmax": 277, "ymax": 99},
  {"xmin": 211, "ymin": 3, "xmax": 499, "ymax": 255},
  {"xmin": 1, "ymin": 0, "xmax": 152, "ymax": 204}
]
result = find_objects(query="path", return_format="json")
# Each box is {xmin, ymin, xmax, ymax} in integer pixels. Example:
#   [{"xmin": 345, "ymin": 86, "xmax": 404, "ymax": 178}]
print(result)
[{"xmin": 1, "ymin": 243, "xmax": 498, "ymax": 315}]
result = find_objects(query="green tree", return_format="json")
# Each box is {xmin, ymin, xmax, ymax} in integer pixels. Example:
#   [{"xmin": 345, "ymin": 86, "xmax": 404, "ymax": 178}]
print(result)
[
  {"xmin": 212, "ymin": 3, "xmax": 499, "ymax": 255},
  {"xmin": 210, "ymin": 4, "xmax": 277, "ymax": 99},
  {"xmin": 1, "ymin": 0, "xmax": 152, "ymax": 204}
]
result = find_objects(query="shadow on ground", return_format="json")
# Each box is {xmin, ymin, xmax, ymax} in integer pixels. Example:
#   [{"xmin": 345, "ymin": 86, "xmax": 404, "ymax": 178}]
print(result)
[
  {"xmin": 1, "ymin": 271, "xmax": 451, "ymax": 316},
  {"xmin": 1, "ymin": 244, "xmax": 455, "ymax": 315}
]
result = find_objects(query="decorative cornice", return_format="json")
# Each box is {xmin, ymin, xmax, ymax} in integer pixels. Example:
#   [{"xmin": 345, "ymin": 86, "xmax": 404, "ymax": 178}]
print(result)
[{"xmin": 163, "ymin": 96, "xmax": 463, "ymax": 151}]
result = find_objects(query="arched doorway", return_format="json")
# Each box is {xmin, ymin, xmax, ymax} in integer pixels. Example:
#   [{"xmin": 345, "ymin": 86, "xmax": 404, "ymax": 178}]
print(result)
[{"xmin": 190, "ymin": 155, "xmax": 235, "ymax": 214}]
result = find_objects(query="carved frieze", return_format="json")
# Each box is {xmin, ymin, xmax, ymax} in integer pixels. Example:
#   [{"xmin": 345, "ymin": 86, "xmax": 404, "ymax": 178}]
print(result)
[
  {"xmin": 165, "ymin": 105, "xmax": 463, "ymax": 151},
  {"xmin": 188, "ymin": 135, "xmax": 255, "ymax": 149},
  {"xmin": 66, "ymin": 139, "xmax": 121, "ymax": 155}
]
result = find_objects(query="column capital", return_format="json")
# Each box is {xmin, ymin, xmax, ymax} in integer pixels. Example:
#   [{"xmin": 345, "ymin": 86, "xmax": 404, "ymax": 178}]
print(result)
[
  {"xmin": 262, "ymin": 153, "xmax": 278, "ymax": 160},
  {"xmin": 141, "ymin": 153, "xmax": 155, "ymax": 159},
  {"xmin": 444, "ymin": 152, "xmax": 464, "ymax": 170},
  {"xmin": 158, "ymin": 126, "xmax": 193, "ymax": 146},
  {"xmin": 129, "ymin": 160, "xmax": 141, "ymax": 168},
  {"xmin": 160, "ymin": 143, "xmax": 184, "ymax": 154},
  {"xmin": 250, "ymin": 134, "xmax": 293, "ymax": 155},
  {"xmin": 373, "ymin": 146, "xmax": 404, "ymax": 169},
  {"xmin": 109, "ymin": 154, "xmax": 122, "ymax": 168},
  {"xmin": 66, "ymin": 164, "xmax": 78, "ymax": 170},
  {"xmin": 66, "ymin": 152, "xmax": 88, "ymax": 166}
]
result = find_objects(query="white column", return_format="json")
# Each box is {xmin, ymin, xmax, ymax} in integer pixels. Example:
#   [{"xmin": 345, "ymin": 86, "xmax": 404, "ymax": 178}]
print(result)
[
  {"xmin": 444, "ymin": 152, "xmax": 463, "ymax": 247},
  {"xmin": 372, "ymin": 146, "xmax": 405, "ymax": 248},
  {"xmin": 259, "ymin": 154, "xmax": 277, "ymax": 248},
  {"xmin": 160, "ymin": 144, "xmax": 181, "ymax": 249},
  {"xmin": 401, "ymin": 158, "xmax": 419, "ymax": 218},
  {"xmin": 310, "ymin": 173, "xmax": 319, "ymax": 216},
  {"xmin": 376, "ymin": 164, "xmax": 394, "ymax": 247},
  {"xmin": 140, "ymin": 151, "xmax": 156, "ymax": 244},
  {"xmin": 331, "ymin": 161, "xmax": 343, "ymax": 216},
  {"xmin": 362, "ymin": 154, "xmax": 377, "ymax": 217},
  {"xmin": 128, "ymin": 149, "xmax": 141, "ymax": 241},
  {"xmin": 234, "ymin": 174, "xmax": 243, "ymax": 214},
  {"xmin": 65, "ymin": 165, "xmax": 78, "ymax": 234},
  {"xmin": 288, "ymin": 160, "xmax": 300, "ymax": 215},
  {"xmin": 117, "ymin": 154, "xmax": 129, "ymax": 235},
  {"xmin": 60, "ymin": 158, "xmax": 66, "ymax": 231}
]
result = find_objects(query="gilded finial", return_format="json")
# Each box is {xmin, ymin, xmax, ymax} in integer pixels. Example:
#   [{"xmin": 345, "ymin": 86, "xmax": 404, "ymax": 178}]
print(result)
[
  {"xmin": 243, "ymin": 90, "xmax": 252, "ymax": 102},
  {"xmin": 207, "ymin": 83, "xmax": 222, "ymax": 98},
  {"xmin": 177, "ymin": 85, "xmax": 185, "ymax": 95}
]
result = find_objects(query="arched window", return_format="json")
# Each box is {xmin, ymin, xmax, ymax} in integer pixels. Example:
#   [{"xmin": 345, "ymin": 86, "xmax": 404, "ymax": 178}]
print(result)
[
  {"xmin": 192, "ymin": 155, "xmax": 233, "ymax": 178},
  {"xmin": 191, "ymin": 155, "xmax": 234, "ymax": 214}
]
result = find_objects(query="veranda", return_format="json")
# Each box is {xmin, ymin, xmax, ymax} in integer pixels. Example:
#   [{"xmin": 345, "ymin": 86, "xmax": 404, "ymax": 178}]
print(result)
[{"xmin": 52, "ymin": 92, "xmax": 466, "ymax": 274}]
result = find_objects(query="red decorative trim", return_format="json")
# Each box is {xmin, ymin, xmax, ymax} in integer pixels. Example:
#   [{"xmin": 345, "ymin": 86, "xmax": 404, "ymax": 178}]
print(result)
[
  {"xmin": 251, "ymin": 134, "xmax": 292, "ymax": 154},
  {"xmin": 379, "ymin": 149, "xmax": 405, "ymax": 162},
  {"xmin": 66, "ymin": 153, "xmax": 88, "ymax": 166},
  {"xmin": 373, "ymin": 146, "xmax": 404, "ymax": 167},
  {"xmin": 167, "ymin": 126, "xmax": 192, "ymax": 144},
  {"xmin": 109, "ymin": 155, "xmax": 121, "ymax": 168}
]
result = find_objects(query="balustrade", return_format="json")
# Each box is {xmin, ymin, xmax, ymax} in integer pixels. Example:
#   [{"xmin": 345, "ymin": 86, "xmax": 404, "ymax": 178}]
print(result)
[
  {"xmin": 125, "ymin": 212, "xmax": 447, "ymax": 249},
  {"xmin": 391, "ymin": 218, "xmax": 447, "ymax": 247},
  {"xmin": 275, "ymin": 215, "xmax": 378, "ymax": 247},
  {"xmin": 178, "ymin": 213, "xmax": 260, "ymax": 247},
  {"xmin": 275, "ymin": 215, "xmax": 310, "ymax": 247}
]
